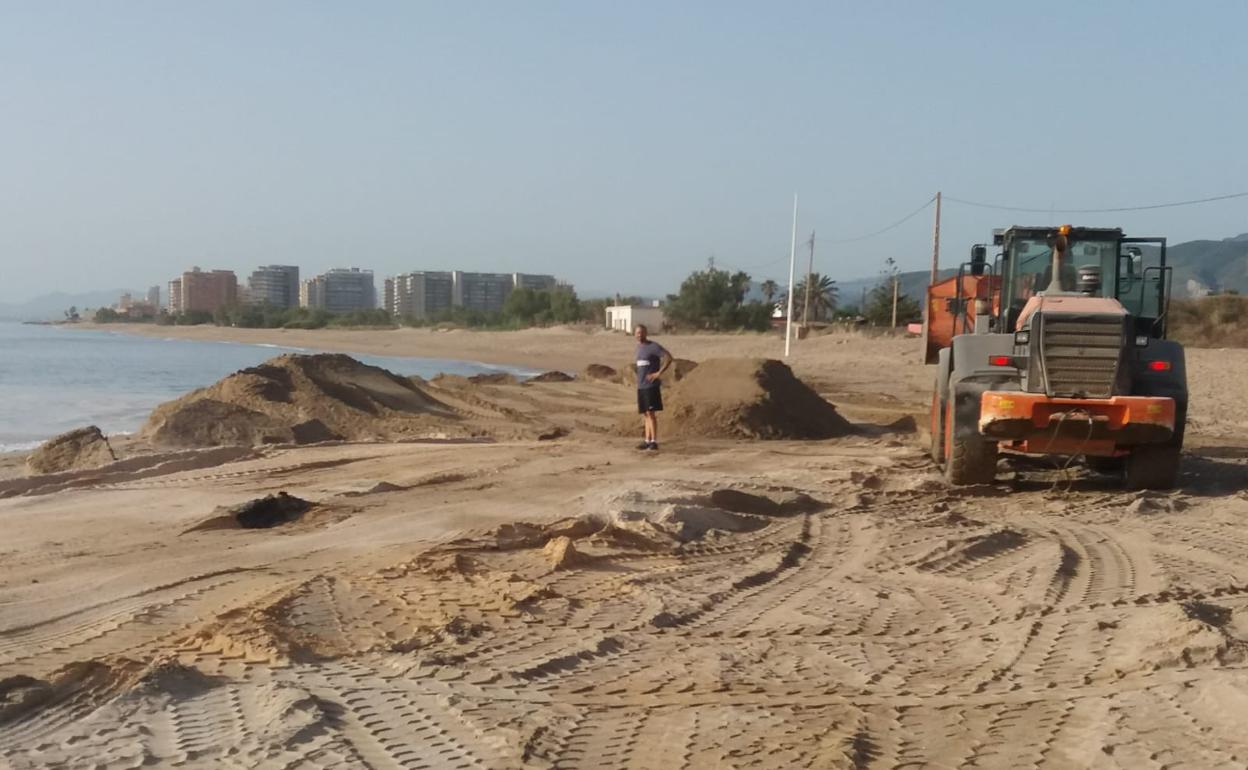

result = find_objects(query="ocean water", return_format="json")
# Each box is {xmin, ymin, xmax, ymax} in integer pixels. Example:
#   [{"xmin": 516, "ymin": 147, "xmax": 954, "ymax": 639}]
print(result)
[{"xmin": 0, "ymin": 322, "xmax": 536, "ymax": 451}]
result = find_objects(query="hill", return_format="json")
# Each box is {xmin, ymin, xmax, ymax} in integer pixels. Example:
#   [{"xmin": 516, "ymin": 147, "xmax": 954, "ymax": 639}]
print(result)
[
  {"xmin": 0, "ymin": 289, "xmax": 139, "ymax": 322},
  {"xmin": 1158, "ymin": 233, "xmax": 1248, "ymax": 296},
  {"xmin": 832, "ymin": 232, "xmax": 1248, "ymax": 308}
]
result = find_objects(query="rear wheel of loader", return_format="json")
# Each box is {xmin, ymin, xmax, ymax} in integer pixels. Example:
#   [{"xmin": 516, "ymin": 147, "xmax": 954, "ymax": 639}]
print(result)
[
  {"xmin": 1124, "ymin": 403, "xmax": 1185, "ymax": 490},
  {"xmin": 1124, "ymin": 445, "xmax": 1180, "ymax": 490},
  {"xmin": 944, "ymin": 397, "xmax": 998, "ymax": 485}
]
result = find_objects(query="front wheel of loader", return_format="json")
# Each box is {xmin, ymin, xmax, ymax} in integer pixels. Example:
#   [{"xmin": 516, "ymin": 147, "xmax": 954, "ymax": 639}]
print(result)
[{"xmin": 944, "ymin": 397, "xmax": 998, "ymax": 485}]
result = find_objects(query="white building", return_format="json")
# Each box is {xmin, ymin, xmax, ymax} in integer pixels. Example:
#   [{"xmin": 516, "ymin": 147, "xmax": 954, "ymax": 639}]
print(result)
[{"xmin": 604, "ymin": 304, "xmax": 665, "ymax": 333}]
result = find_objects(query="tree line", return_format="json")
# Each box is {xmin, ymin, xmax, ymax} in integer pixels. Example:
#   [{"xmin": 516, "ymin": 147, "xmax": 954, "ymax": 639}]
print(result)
[
  {"xmin": 660, "ymin": 257, "xmax": 920, "ymax": 331},
  {"xmin": 88, "ymin": 259, "xmax": 922, "ymax": 332}
]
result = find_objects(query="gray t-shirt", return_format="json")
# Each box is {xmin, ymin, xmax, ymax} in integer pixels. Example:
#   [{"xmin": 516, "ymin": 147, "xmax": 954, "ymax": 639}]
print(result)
[{"xmin": 635, "ymin": 341, "xmax": 666, "ymax": 389}]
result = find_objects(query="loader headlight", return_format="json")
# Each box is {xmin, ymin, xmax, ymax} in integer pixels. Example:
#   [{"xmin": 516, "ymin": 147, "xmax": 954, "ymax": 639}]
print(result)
[
  {"xmin": 1014, "ymin": 330, "xmax": 1030, "ymax": 345},
  {"xmin": 1134, "ymin": 335, "xmax": 1149, "ymax": 347}
]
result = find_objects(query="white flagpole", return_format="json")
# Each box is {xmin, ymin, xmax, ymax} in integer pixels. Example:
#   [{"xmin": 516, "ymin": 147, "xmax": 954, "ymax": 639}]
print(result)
[{"xmin": 784, "ymin": 193, "xmax": 798, "ymax": 358}]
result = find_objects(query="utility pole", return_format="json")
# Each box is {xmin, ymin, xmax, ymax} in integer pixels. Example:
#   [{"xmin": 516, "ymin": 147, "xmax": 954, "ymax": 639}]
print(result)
[
  {"xmin": 930, "ymin": 191, "xmax": 942, "ymax": 285},
  {"xmin": 784, "ymin": 195, "xmax": 798, "ymax": 358},
  {"xmin": 891, "ymin": 272, "xmax": 899, "ymax": 328},
  {"xmin": 801, "ymin": 231, "xmax": 815, "ymax": 327}
]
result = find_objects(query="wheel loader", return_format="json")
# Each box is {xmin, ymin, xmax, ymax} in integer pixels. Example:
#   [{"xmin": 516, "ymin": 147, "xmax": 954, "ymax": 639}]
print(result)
[{"xmin": 924, "ymin": 225, "xmax": 1187, "ymax": 489}]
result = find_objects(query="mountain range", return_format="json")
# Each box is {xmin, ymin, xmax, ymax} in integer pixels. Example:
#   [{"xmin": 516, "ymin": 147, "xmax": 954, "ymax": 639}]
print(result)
[
  {"xmin": 832, "ymin": 232, "xmax": 1248, "ymax": 308},
  {"xmin": 0, "ymin": 290, "xmax": 141, "ymax": 322}
]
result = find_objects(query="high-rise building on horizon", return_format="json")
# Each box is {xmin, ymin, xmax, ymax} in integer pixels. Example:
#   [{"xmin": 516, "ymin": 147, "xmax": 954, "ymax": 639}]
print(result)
[
  {"xmin": 248, "ymin": 265, "xmax": 300, "ymax": 308},
  {"xmin": 167, "ymin": 279, "xmax": 182, "ymax": 314},
  {"xmin": 146, "ymin": 285, "xmax": 160, "ymax": 308},
  {"xmin": 452, "ymin": 271, "xmax": 513, "ymax": 314},
  {"xmin": 176, "ymin": 267, "xmax": 238, "ymax": 313},
  {"xmin": 301, "ymin": 268, "xmax": 375, "ymax": 313},
  {"xmin": 388, "ymin": 271, "xmax": 454, "ymax": 320},
  {"xmin": 385, "ymin": 269, "xmax": 563, "ymax": 319},
  {"xmin": 512, "ymin": 272, "xmax": 558, "ymax": 293}
]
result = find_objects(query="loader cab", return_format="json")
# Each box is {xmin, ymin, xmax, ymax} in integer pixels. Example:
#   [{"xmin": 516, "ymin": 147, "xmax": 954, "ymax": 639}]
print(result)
[{"xmin": 995, "ymin": 226, "xmax": 1170, "ymax": 338}]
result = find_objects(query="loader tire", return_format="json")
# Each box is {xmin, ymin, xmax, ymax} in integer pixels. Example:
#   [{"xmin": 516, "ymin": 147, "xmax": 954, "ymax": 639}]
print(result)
[
  {"xmin": 944, "ymin": 397, "xmax": 998, "ymax": 485},
  {"xmin": 1086, "ymin": 456, "xmax": 1125, "ymax": 476},
  {"xmin": 1124, "ymin": 444, "xmax": 1180, "ymax": 490},
  {"xmin": 1124, "ymin": 402, "xmax": 1185, "ymax": 490},
  {"xmin": 929, "ymin": 390, "xmax": 945, "ymax": 464}
]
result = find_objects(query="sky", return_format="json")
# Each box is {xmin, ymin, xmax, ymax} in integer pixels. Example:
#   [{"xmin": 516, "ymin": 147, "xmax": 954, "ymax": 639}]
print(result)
[{"xmin": 2, "ymin": 1, "xmax": 1247, "ymax": 303}]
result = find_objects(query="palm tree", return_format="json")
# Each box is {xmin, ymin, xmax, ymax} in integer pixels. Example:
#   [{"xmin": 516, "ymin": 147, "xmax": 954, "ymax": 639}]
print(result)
[
  {"xmin": 760, "ymin": 280, "xmax": 779, "ymax": 308},
  {"xmin": 787, "ymin": 273, "xmax": 838, "ymax": 322}
]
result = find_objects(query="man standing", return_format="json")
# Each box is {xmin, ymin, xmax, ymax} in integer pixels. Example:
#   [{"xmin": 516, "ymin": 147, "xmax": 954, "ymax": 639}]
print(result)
[{"xmin": 634, "ymin": 324, "xmax": 672, "ymax": 451}]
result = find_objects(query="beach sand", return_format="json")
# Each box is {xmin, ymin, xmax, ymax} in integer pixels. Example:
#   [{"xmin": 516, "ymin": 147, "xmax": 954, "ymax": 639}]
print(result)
[{"xmin": 4, "ymin": 327, "xmax": 1248, "ymax": 768}]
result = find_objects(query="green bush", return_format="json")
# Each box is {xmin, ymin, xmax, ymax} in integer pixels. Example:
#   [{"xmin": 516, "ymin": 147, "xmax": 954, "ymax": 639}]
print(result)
[{"xmin": 665, "ymin": 268, "xmax": 770, "ymax": 331}]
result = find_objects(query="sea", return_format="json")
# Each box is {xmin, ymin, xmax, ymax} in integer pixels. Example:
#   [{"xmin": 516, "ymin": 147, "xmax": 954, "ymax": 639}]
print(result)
[{"xmin": 0, "ymin": 322, "xmax": 537, "ymax": 452}]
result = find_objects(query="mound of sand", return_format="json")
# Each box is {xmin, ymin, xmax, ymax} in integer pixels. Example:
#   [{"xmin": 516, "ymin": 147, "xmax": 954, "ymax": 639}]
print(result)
[
  {"xmin": 614, "ymin": 357, "xmax": 700, "ymax": 385},
  {"xmin": 186, "ymin": 492, "xmax": 314, "ymax": 532},
  {"xmin": 1107, "ymin": 601, "xmax": 1246, "ymax": 676},
  {"xmin": 26, "ymin": 425, "xmax": 117, "ymax": 475},
  {"xmin": 529, "ymin": 370, "xmax": 575, "ymax": 383},
  {"xmin": 468, "ymin": 372, "xmax": 519, "ymax": 385},
  {"xmin": 582, "ymin": 363, "xmax": 618, "ymax": 381},
  {"xmin": 648, "ymin": 358, "xmax": 853, "ymax": 440},
  {"xmin": 142, "ymin": 354, "xmax": 460, "ymax": 448}
]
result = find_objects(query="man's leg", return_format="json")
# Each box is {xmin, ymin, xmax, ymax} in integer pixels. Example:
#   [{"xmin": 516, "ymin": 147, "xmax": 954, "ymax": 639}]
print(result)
[
  {"xmin": 650, "ymin": 412, "xmax": 659, "ymax": 445},
  {"xmin": 643, "ymin": 411, "xmax": 655, "ymax": 442}
]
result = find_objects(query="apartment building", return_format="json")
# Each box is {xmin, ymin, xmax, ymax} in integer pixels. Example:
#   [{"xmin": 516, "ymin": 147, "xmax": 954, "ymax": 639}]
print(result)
[
  {"xmin": 247, "ymin": 265, "xmax": 300, "ymax": 308},
  {"xmin": 384, "ymin": 270, "xmax": 563, "ymax": 318},
  {"xmin": 452, "ymin": 271, "xmax": 513, "ymax": 314},
  {"xmin": 170, "ymin": 267, "xmax": 238, "ymax": 314},
  {"xmin": 387, "ymin": 271, "xmax": 454, "ymax": 320},
  {"xmin": 167, "ymin": 279, "xmax": 182, "ymax": 314},
  {"xmin": 301, "ymin": 268, "xmax": 376, "ymax": 313},
  {"xmin": 512, "ymin": 272, "xmax": 558, "ymax": 292}
]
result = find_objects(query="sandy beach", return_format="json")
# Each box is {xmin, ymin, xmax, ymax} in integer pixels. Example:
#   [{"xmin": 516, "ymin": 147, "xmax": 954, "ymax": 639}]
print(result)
[{"xmin": 3, "ymin": 326, "xmax": 1248, "ymax": 768}]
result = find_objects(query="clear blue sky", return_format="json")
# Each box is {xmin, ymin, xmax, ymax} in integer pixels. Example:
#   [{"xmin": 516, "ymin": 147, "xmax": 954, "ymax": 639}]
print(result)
[{"xmin": 3, "ymin": 1, "xmax": 1246, "ymax": 303}]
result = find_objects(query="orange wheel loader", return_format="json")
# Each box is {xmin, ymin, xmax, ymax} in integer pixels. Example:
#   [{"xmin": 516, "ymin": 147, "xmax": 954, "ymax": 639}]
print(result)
[{"xmin": 924, "ymin": 225, "xmax": 1186, "ymax": 489}]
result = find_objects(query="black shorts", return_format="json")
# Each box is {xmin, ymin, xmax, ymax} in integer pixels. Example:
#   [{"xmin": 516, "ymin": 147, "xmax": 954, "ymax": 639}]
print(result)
[{"xmin": 637, "ymin": 386, "xmax": 663, "ymax": 413}]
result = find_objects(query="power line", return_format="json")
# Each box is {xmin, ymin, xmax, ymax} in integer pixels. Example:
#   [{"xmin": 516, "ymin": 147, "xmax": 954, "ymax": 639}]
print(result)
[
  {"xmin": 726, "ymin": 253, "xmax": 790, "ymax": 273},
  {"xmin": 824, "ymin": 196, "xmax": 937, "ymax": 244},
  {"xmin": 717, "ymin": 196, "xmax": 936, "ymax": 278},
  {"xmin": 943, "ymin": 190, "xmax": 1248, "ymax": 214}
]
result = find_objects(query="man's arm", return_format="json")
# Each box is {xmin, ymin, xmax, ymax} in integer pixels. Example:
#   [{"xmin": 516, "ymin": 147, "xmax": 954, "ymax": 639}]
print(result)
[{"xmin": 648, "ymin": 346, "xmax": 673, "ymax": 382}]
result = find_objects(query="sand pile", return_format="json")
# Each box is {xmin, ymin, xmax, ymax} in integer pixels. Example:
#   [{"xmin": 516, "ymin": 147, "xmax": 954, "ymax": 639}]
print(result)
[
  {"xmin": 614, "ymin": 357, "xmax": 700, "ymax": 385},
  {"xmin": 25, "ymin": 425, "xmax": 117, "ymax": 475},
  {"xmin": 1108, "ymin": 601, "xmax": 1247, "ymax": 675},
  {"xmin": 529, "ymin": 370, "xmax": 575, "ymax": 383},
  {"xmin": 651, "ymin": 358, "xmax": 853, "ymax": 440},
  {"xmin": 142, "ymin": 354, "xmax": 460, "ymax": 448},
  {"xmin": 582, "ymin": 363, "xmax": 618, "ymax": 381}
]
